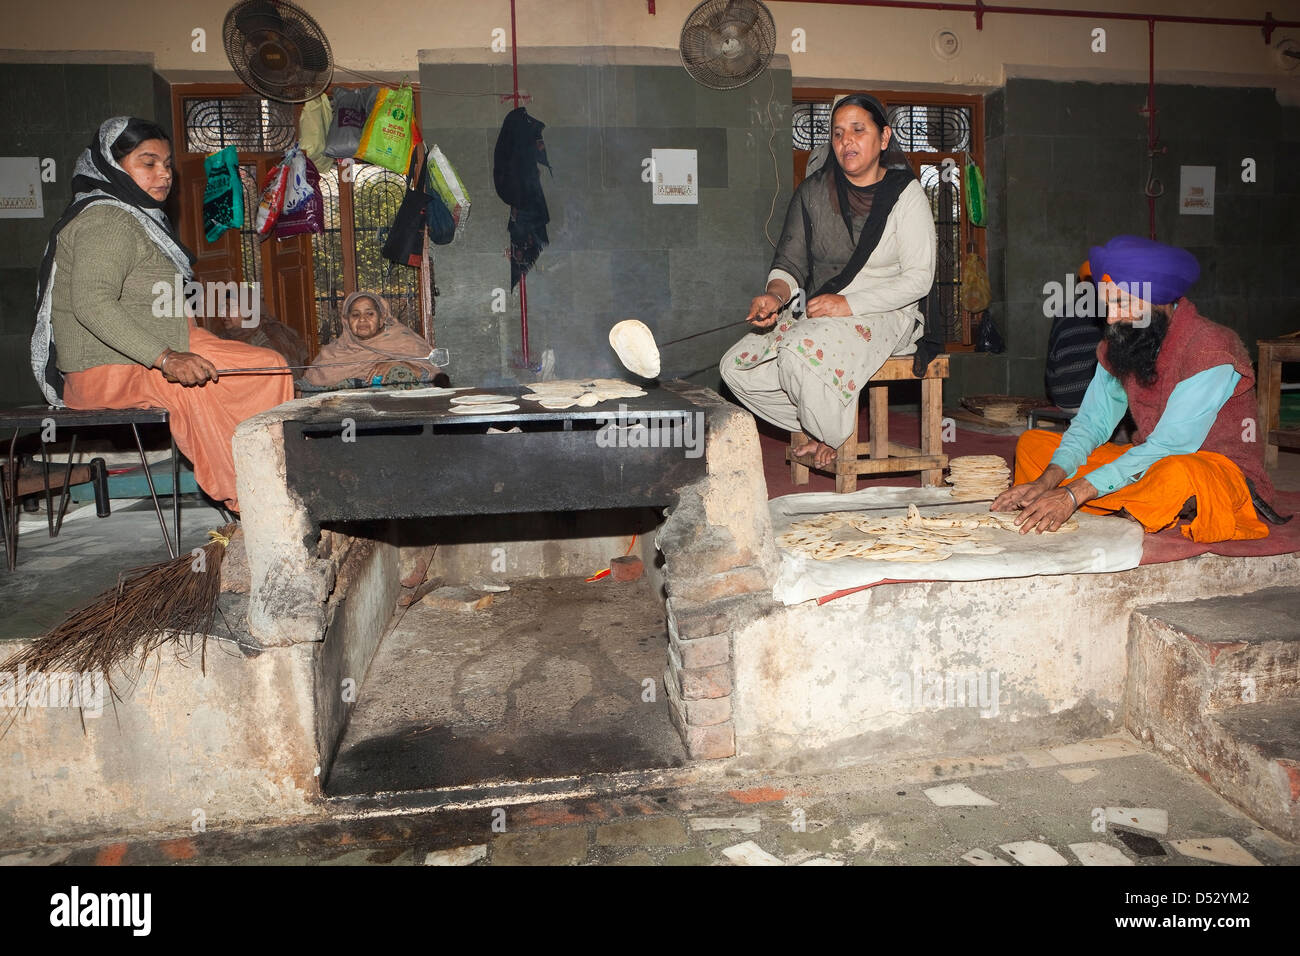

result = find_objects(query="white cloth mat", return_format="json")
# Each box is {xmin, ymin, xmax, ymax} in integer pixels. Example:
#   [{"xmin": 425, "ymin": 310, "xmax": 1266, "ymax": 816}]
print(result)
[{"xmin": 770, "ymin": 486, "xmax": 1144, "ymax": 606}]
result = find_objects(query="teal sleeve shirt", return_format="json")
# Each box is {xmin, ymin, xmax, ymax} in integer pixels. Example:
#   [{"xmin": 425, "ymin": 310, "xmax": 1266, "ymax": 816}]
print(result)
[{"xmin": 1048, "ymin": 363, "xmax": 1241, "ymax": 495}]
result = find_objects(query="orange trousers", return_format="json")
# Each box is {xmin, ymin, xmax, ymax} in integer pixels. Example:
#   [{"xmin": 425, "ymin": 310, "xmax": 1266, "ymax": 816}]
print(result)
[
  {"xmin": 1014, "ymin": 429, "xmax": 1267, "ymax": 543},
  {"xmin": 63, "ymin": 326, "xmax": 294, "ymax": 512}
]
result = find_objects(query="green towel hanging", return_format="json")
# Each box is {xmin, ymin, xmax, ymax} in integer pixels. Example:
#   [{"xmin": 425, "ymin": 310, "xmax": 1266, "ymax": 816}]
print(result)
[{"xmin": 964, "ymin": 159, "xmax": 986, "ymax": 228}]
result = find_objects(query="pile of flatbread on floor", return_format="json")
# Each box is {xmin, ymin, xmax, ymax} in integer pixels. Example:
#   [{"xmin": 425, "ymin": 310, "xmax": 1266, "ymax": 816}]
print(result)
[
  {"xmin": 777, "ymin": 503, "xmax": 1079, "ymax": 563},
  {"xmin": 947, "ymin": 455, "xmax": 1012, "ymax": 500},
  {"xmin": 519, "ymin": 378, "xmax": 647, "ymax": 410}
]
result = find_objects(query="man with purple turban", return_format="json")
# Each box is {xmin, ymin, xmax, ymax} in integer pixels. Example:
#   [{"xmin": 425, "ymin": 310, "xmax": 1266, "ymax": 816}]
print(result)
[{"xmin": 994, "ymin": 235, "xmax": 1289, "ymax": 543}]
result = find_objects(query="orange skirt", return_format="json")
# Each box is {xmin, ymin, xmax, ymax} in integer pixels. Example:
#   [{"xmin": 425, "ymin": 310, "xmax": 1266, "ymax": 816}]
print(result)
[
  {"xmin": 1014, "ymin": 429, "xmax": 1267, "ymax": 543},
  {"xmin": 62, "ymin": 326, "xmax": 294, "ymax": 512}
]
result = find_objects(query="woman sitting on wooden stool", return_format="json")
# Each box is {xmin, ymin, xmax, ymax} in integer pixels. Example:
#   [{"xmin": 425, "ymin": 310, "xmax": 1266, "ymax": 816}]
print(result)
[
  {"xmin": 31, "ymin": 116, "xmax": 294, "ymax": 514},
  {"xmin": 720, "ymin": 93, "xmax": 937, "ymax": 470}
]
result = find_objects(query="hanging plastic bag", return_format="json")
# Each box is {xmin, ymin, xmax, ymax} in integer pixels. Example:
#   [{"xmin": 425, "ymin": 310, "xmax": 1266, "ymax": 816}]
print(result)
[
  {"xmin": 299, "ymin": 94, "xmax": 331, "ymax": 169},
  {"xmin": 356, "ymin": 84, "xmax": 416, "ymax": 174},
  {"xmin": 275, "ymin": 156, "xmax": 323, "ymax": 237},
  {"xmin": 965, "ymin": 160, "xmax": 986, "ymax": 228},
  {"xmin": 961, "ymin": 248, "xmax": 991, "ymax": 313},
  {"xmin": 382, "ymin": 144, "xmax": 430, "ymax": 267},
  {"xmin": 282, "ymin": 144, "xmax": 312, "ymax": 212},
  {"xmin": 426, "ymin": 144, "xmax": 471, "ymax": 234},
  {"xmin": 426, "ymin": 193, "xmax": 456, "ymax": 245},
  {"xmin": 254, "ymin": 160, "xmax": 290, "ymax": 237},
  {"xmin": 975, "ymin": 311, "xmax": 1005, "ymax": 354},
  {"xmin": 325, "ymin": 85, "xmax": 378, "ymax": 159},
  {"xmin": 202, "ymin": 145, "xmax": 242, "ymax": 242}
]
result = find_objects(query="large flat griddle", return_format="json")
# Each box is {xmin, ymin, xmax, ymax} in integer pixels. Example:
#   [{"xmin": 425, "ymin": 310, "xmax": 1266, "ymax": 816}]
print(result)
[{"xmin": 280, "ymin": 382, "xmax": 708, "ymax": 520}]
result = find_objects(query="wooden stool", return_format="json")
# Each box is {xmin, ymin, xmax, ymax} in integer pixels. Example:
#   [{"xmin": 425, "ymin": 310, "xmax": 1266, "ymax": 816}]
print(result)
[
  {"xmin": 786, "ymin": 355, "xmax": 950, "ymax": 494},
  {"xmin": 1257, "ymin": 336, "xmax": 1300, "ymax": 468}
]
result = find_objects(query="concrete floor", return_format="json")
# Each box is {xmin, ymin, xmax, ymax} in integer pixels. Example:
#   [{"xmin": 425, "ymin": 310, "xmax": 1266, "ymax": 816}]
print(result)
[
  {"xmin": 327, "ymin": 575, "xmax": 686, "ymax": 795},
  {"xmin": 2, "ymin": 450, "xmax": 1297, "ymax": 864},
  {"xmin": 5, "ymin": 733, "xmax": 1297, "ymax": 866}
]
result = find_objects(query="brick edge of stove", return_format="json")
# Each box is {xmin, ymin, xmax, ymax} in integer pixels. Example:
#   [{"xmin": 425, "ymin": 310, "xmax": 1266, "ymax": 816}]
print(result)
[{"xmin": 655, "ymin": 381, "xmax": 785, "ymax": 761}]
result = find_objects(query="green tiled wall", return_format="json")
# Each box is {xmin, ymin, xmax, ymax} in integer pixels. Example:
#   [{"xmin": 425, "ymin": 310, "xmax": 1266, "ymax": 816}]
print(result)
[
  {"xmin": 0, "ymin": 62, "xmax": 158, "ymax": 405},
  {"xmin": 949, "ymin": 78, "xmax": 1300, "ymax": 404},
  {"xmin": 418, "ymin": 59, "xmax": 793, "ymax": 389}
]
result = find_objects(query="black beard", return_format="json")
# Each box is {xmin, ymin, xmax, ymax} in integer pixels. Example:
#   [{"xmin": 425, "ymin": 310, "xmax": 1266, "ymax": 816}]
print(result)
[{"xmin": 1105, "ymin": 311, "xmax": 1169, "ymax": 387}]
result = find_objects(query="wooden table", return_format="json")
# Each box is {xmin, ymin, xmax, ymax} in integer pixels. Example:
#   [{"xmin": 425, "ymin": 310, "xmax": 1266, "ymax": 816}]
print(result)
[{"xmin": 1257, "ymin": 337, "xmax": 1300, "ymax": 467}]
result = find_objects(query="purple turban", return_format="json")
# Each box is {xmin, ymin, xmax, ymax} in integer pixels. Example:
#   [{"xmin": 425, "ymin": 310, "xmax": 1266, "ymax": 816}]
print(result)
[{"xmin": 1087, "ymin": 235, "xmax": 1200, "ymax": 305}]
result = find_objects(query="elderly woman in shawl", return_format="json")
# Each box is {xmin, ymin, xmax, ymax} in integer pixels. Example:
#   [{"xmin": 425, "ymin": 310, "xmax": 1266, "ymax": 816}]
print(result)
[
  {"xmin": 720, "ymin": 94, "xmax": 937, "ymax": 470},
  {"xmin": 31, "ymin": 116, "xmax": 292, "ymax": 513},
  {"xmin": 303, "ymin": 291, "xmax": 447, "ymax": 387}
]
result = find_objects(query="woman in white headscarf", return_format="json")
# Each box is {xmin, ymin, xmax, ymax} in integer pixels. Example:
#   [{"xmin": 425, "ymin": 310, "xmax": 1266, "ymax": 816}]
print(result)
[{"xmin": 31, "ymin": 116, "xmax": 292, "ymax": 512}]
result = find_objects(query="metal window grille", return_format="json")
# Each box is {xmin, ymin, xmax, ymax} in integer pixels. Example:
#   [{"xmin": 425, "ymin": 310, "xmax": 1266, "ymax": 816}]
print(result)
[
  {"xmin": 792, "ymin": 101, "xmax": 833, "ymax": 151},
  {"xmin": 920, "ymin": 163, "xmax": 964, "ymax": 343},
  {"xmin": 887, "ymin": 105, "xmax": 971, "ymax": 153},
  {"xmin": 352, "ymin": 163, "xmax": 420, "ymax": 337},
  {"xmin": 183, "ymin": 97, "xmax": 296, "ymax": 154},
  {"xmin": 311, "ymin": 164, "xmax": 345, "ymax": 345}
]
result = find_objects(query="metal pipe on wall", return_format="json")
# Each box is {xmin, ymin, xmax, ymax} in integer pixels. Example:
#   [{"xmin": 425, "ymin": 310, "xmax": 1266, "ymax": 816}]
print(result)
[{"xmin": 788, "ymin": 0, "xmax": 1296, "ymax": 40}]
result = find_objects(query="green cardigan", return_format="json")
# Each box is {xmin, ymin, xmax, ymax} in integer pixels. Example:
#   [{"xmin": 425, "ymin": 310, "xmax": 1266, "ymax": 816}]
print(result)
[{"xmin": 51, "ymin": 204, "xmax": 192, "ymax": 372}]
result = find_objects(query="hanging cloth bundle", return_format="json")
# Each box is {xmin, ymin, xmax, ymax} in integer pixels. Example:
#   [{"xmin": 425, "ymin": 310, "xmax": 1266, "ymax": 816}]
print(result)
[
  {"xmin": 961, "ymin": 243, "xmax": 991, "ymax": 313},
  {"xmin": 493, "ymin": 106, "xmax": 551, "ymax": 289},
  {"xmin": 298, "ymin": 93, "xmax": 332, "ymax": 169}
]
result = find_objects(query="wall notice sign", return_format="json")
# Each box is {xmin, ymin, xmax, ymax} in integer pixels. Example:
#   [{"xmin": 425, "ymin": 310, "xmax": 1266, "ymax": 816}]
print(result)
[
  {"xmin": 0, "ymin": 157, "xmax": 43, "ymax": 218},
  {"xmin": 651, "ymin": 149, "xmax": 698, "ymax": 205},
  {"xmin": 1179, "ymin": 165, "xmax": 1215, "ymax": 216}
]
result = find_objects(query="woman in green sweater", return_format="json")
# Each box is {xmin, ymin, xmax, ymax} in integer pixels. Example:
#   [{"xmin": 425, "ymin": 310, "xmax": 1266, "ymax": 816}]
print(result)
[{"xmin": 31, "ymin": 117, "xmax": 293, "ymax": 512}]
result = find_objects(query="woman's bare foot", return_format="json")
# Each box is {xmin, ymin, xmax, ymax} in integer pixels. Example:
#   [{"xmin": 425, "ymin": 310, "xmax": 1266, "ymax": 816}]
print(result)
[{"xmin": 793, "ymin": 438, "xmax": 836, "ymax": 469}]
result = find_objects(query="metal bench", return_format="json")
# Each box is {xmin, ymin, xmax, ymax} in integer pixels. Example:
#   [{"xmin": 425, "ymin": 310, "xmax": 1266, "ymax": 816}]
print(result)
[{"xmin": 1, "ymin": 405, "xmax": 180, "ymax": 570}]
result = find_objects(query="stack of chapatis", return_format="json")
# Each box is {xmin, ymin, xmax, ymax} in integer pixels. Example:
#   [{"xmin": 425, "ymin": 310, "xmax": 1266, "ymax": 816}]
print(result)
[
  {"xmin": 946, "ymin": 455, "xmax": 1012, "ymax": 500},
  {"xmin": 776, "ymin": 503, "xmax": 1078, "ymax": 563},
  {"xmin": 448, "ymin": 393, "xmax": 520, "ymax": 414},
  {"xmin": 519, "ymin": 378, "xmax": 647, "ymax": 410}
]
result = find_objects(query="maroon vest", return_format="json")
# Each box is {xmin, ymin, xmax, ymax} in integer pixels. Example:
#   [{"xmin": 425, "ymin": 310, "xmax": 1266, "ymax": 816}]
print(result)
[{"xmin": 1097, "ymin": 298, "xmax": 1273, "ymax": 498}]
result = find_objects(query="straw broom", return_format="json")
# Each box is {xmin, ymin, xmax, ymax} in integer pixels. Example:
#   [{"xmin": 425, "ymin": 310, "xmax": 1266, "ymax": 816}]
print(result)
[{"xmin": 0, "ymin": 524, "xmax": 238, "ymax": 736}]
